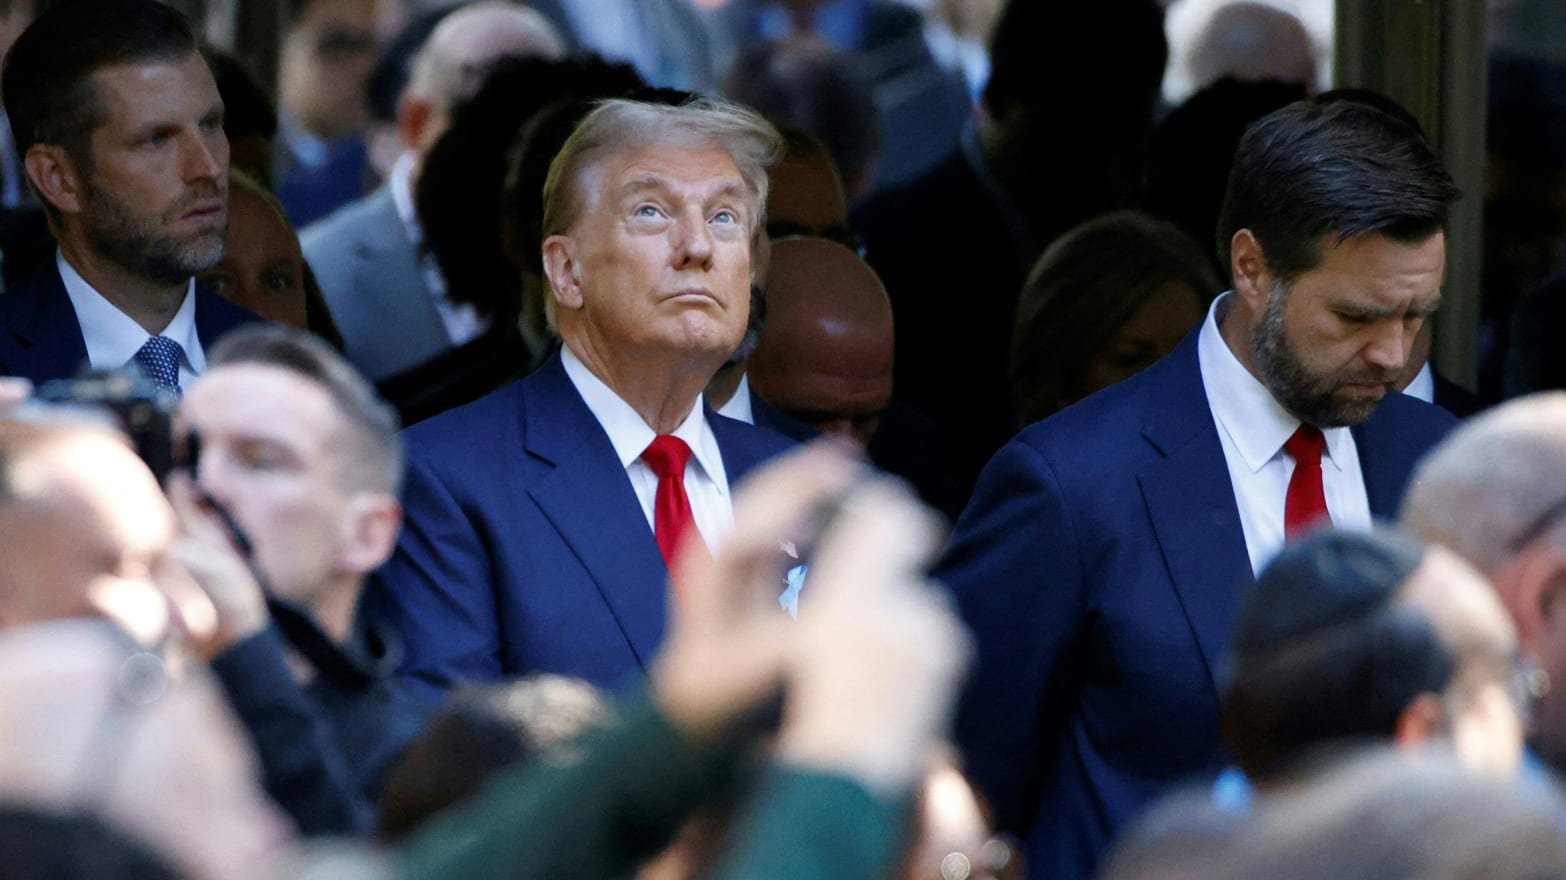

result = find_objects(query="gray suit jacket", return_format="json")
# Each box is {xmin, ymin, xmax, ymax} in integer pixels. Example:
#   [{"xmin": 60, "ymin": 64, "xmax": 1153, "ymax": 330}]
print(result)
[{"xmin": 301, "ymin": 186, "xmax": 451, "ymax": 381}]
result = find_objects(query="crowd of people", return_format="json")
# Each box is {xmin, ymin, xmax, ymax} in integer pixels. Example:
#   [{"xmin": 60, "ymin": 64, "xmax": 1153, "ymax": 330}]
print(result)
[{"xmin": 3, "ymin": 0, "xmax": 1566, "ymax": 878}]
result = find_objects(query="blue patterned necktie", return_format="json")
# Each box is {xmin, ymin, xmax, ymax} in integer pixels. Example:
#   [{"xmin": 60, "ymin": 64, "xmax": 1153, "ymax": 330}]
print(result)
[{"xmin": 133, "ymin": 335, "xmax": 185, "ymax": 394}]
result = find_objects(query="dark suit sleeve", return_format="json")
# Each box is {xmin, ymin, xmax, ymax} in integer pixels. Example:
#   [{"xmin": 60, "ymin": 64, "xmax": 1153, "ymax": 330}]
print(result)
[
  {"xmin": 361, "ymin": 451, "xmax": 503, "ymax": 704},
  {"xmin": 209, "ymin": 626, "xmax": 371, "ymax": 835},
  {"xmin": 937, "ymin": 437, "xmax": 1090, "ymax": 838}
]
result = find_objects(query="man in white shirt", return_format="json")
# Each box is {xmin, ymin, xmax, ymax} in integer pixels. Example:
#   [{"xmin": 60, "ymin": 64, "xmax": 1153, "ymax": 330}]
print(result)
[
  {"xmin": 939, "ymin": 98, "xmax": 1462, "ymax": 880},
  {"xmin": 302, "ymin": 2, "xmax": 564, "ymax": 382},
  {"xmin": 0, "ymin": 0, "xmax": 257, "ymax": 389},
  {"xmin": 361, "ymin": 97, "xmax": 795, "ymax": 702}
]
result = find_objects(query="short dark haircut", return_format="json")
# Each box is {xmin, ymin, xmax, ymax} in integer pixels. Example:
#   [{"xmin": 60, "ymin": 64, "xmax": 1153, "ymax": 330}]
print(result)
[
  {"xmin": 1220, "ymin": 529, "xmax": 1455, "ymax": 781},
  {"xmin": 1215, "ymin": 99, "xmax": 1461, "ymax": 282},
  {"xmin": 2, "ymin": 0, "xmax": 200, "ymax": 157},
  {"xmin": 207, "ymin": 324, "xmax": 403, "ymax": 495}
]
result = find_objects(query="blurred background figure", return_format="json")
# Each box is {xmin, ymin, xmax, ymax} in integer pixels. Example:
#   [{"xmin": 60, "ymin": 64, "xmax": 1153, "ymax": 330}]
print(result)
[
  {"xmin": 721, "ymin": 36, "xmax": 881, "ymax": 203},
  {"xmin": 526, "ymin": 0, "xmax": 720, "ymax": 90},
  {"xmin": 199, "ymin": 172, "xmax": 311, "ymax": 330},
  {"xmin": 711, "ymin": 0, "xmax": 974, "ymax": 194},
  {"xmin": 748, "ymin": 236, "xmax": 892, "ymax": 447},
  {"xmin": 302, "ymin": 2, "xmax": 566, "ymax": 388},
  {"xmin": 1140, "ymin": 77, "xmax": 1307, "ymax": 283},
  {"xmin": 1161, "ymin": 0, "xmax": 1332, "ymax": 105},
  {"xmin": 276, "ymin": 0, "xmax": 385, "ymax": 226},
  {"xmin": 853, "ymin": 0, "xmax": 1169, "ymax": 499},
  {"xmin": 1008, "ymin": 211, "xmax": 1217, "ymax": 428},
  {"xmin": 205, "ymin": 48, "xmax": 281, "ymax": 188}
]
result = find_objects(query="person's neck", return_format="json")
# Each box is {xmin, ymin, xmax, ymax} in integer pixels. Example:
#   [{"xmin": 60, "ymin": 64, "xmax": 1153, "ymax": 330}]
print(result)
[
  {"xmin": 705, "ymin": 361, "xmax": 746, "ymax": 410},
  {"xmin": 59, "ymin": 238, "xmax": 187, "ymax": 335},
  {"xmin": 1216, "ymin": 295, "xmax": 1269, "ymax": 387},
  {"xmin": 308, "ymin": 577, "xmax": 360, "ymax": 647},
  {"xmin": 566, "ymin": 333, "xmax": 719, "ymax": 434}
]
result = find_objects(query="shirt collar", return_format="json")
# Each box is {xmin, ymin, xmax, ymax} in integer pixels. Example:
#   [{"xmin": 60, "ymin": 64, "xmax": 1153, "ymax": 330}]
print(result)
[
  {"xmin": 387, "ymin": 151, "xmax": 422, "ymax": 247},
  {"xmin": 1198, "ymin": 293, "xmax": 1351, "ymax": 474},
  {"xmin": 716, "ymin": 373, "xmax": 754, "ymax": 424},
  {"xmin": 1403, "ymin": 362, "xmax": 1435, "ymax": 404},
  {"xmin": 58, "ymin": 251, "xmax": 204, "ymax": 375},
  {"xmin": 560, "ymin": 345, "xmax": 727, "ymax": 490}
]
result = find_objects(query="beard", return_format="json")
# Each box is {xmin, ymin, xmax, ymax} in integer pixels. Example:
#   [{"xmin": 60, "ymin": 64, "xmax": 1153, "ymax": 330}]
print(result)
[
  {"xmin": 81, "ymin": 176, "xmax": 227, "ymax": 286},
  {"xmin": 1249, "ymin": 282, "xmax": 1395, "ymax": 428}
]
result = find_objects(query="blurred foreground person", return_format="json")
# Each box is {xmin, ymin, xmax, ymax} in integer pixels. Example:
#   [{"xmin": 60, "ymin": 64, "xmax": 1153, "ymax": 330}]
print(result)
[
  {"xmin": 1222, "ymin": 528, "xmax": 1525, "ymax": 787},
  {"xmin": 1403, "ymin": 392, "xmax": 1566, "ymax": 774},
  {"xmin": 941, "ymin": 98, "xmax": 1460, "ymax": 880},
  {"xmin": 181, "ymin": 324, "xmax": 426, "ymax": 812},
  {"xmin": 394, "ymin": 442, "xmax": 970, "ymax": 880},
  {"xmin": 363, "ymin": 97, "xmax": 793, "ymax": 701},
  {"xmin": 0, "ymin": 418, "xmax": 289, "ymax": 879}
]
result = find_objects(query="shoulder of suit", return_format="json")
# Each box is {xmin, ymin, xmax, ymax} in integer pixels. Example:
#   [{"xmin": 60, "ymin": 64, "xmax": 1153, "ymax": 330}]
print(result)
[{"xmin": 299, "ymin": 187, "xmax": 396, "ymax": 252}]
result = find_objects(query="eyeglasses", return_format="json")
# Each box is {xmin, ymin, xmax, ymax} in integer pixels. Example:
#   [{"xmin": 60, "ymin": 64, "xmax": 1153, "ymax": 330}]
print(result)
[{"xmin": 1506, "ymin": 493, "xmax": 1566, "ymax": 553}]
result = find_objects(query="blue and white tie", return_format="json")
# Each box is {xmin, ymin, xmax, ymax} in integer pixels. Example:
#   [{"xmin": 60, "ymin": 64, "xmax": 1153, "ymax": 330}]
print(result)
[{"xmin": 133, "ymin": 335, "xmax": 185, "ymax": 394}]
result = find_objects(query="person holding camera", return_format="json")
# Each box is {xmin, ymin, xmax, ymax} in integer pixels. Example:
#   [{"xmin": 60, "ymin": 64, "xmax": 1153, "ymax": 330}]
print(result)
[{"xmin": 0, "ymin": 0, "xmax": 257, "ymax": 390}]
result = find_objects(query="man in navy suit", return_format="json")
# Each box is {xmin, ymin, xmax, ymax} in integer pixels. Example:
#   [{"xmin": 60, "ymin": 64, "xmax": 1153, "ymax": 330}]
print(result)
[
  {"xmin": 0, "ymin": 0, "xmax": 255, "ymax": 389},
  {"xmin": 362, "ymin": 96, "xmax": 793, "ymax": 702},
  {"xmin": 939, "ymin": 99, "xmax": 1463, "ymax": 880}
]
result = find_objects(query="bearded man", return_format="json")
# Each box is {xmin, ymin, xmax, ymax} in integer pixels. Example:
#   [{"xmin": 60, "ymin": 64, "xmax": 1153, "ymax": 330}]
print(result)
[
  {"xmin": 938, "ymin": 98, "xmax": 1461, "ymax": 880},
  {"xmin": 0, "ymin": 0, "xmax": 256, "ymax": 389}
]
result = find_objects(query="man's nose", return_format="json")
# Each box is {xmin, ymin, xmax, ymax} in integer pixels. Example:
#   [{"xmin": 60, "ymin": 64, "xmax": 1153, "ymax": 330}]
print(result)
[
  {"xmin": 184, "ymin": 131, "xmax": 226, "ymax": 182},
  {"xmin": 1363, "ymin": 322, "xmax": 1408, "ymax": 373},
  {"xmin": 674, "ymin": 211, "xmax": 714, "ymax": 268}
]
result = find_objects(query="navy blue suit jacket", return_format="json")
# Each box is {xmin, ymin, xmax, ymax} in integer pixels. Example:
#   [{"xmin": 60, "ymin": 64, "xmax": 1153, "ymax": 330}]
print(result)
[
  {"xmin": 362, "ymin": 354, "xmax": 795, "ymax": 703},
  {"xmin": 0, "ymin": 258, "xmax": 259, "ymax": 383},
  {"xmin": 937, "ymin": 327, "xmax": 1456, "ymax": 880}
]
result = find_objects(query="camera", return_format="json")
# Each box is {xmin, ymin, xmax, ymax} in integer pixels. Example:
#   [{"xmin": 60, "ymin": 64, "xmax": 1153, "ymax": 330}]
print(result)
[{"xmin": 31, "ymin": 370, "xmax": 195, "ymax": 482}]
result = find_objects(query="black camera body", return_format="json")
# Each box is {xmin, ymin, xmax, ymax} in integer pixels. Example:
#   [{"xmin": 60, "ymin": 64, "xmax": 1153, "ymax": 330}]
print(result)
[{"xmin": 32, "ymin": 370, "xmax": 189, "ymax": 482}]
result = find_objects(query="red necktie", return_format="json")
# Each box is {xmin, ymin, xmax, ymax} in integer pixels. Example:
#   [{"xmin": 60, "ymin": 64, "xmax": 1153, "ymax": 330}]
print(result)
[
  {"xmin": 1283, "ymin": 425, "xmax": 1330, "ymax": 539},
  {"xmin": 642, "ymin": 435, "xmax": 700, "ymax": 570}
]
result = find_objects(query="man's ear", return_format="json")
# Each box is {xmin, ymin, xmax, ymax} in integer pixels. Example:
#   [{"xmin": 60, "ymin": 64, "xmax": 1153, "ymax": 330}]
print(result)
[
  {"xmin": 336, "ymin": 493, "xmax": 402, "ymax": 576},
  {"xmin": 541, "ymin": 234, "xmax": 584, "ymax": 312},
  {"xmin": 24, "ymin": 143, "xmax": 83, "ymax": 216},
  {"xmin": 1229, "ymin": 229, "xmax": 1274, "ymax": 312},
  {"xmin": 1392, "ymin": 691, "xmax": 1448, "ymax": 748}
]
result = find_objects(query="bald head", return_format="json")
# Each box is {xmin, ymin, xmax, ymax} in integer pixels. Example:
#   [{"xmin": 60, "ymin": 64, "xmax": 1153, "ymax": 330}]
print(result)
[
  {"xmin": 749, "ymin": 237, "xmax": 893, "ymax": 446},
  {"xmin": 1188, "ymin": 1, "xmax": 1317, "ymax": 92},
  {"xmin": 401, "ymin": 1, "xmax": 565, "ymax": 156}
]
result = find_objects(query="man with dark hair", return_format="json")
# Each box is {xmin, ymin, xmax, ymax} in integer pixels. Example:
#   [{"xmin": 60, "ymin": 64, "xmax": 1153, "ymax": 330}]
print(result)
[
  {"xmin": 941, "ymin": 98, "xmax": 1461, "ymax": 880},
  {"xmin": 0, "ymin": 0, "xmax": 256, "ymax": 388},
  {"xmin": 1222, "ymin": 528, "xmax": 1523, "ymax": 784}
]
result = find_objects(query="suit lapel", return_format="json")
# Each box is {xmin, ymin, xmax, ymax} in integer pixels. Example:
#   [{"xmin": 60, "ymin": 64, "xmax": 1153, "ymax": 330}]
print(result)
[
  {"xmin": 1353, "ymin": 396, "xmax": 1420, "ymax": 518},
  {"xmin": 1136, "ymin": 330, "xmax": 1253, "ymax": 688},
  {"xmin": 522, "ymin": 356, "xmax": 669, "ymax": 669},
  {"xmin": 352, "ymin": 191, "xmax": 448, "ymax": 357},
  {"xmin": 1, "ymin": 261, "xmax": 91, "ymax": 382}
]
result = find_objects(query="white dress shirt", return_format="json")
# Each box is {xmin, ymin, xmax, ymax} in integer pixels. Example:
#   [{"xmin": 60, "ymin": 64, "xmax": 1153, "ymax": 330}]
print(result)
[
  {"xmin": 57, "ymin": 251, "xmax": 206, "ymax": 388},
  {"xmin": 715, "ymin": 373, "xmax": 755, "ymax": 424},
  {"xmin": 561, "ymin": 345, "xmax": 734, "ymax": 551},
  {"xmin": 1403, "ymin": 362, "xmax": 1435, "ymax": 404},
  {"xmin": 388, "ymin": 152, "xmax": 490, "ymax": 347},
  {"xmin": 1198, "ymin": 294, "xmax": 1372, "ymax": 576}
]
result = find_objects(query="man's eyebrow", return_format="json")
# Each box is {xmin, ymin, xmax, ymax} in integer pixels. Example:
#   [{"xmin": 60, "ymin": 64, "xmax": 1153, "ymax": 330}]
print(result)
[
  {"xmin": 1329, "ymin": 296, "xmax": 1443, "ymax": 320},
  {"xmin": 616, "ymin": 175, "xmax": 672, "ymax": 200}
]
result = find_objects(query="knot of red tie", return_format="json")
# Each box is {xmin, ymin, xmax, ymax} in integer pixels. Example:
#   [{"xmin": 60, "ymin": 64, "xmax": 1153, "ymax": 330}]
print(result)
[
  {"xmin": 1283, "ymin": 424, "xmax": 1329, "ymax": 540},
  {"xmin": 642, "ymin": 435, "xmax": 698, "ymax": 574},
  {"xmin": 642, "ymin": 434, "xmax": 692, "ymax": 480}
]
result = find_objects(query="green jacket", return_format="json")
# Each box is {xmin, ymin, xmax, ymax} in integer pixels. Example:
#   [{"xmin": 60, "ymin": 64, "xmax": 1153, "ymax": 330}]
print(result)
[{"xmin": 396, "ymin": 694, "xmax": 909, "ymax": 880}]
